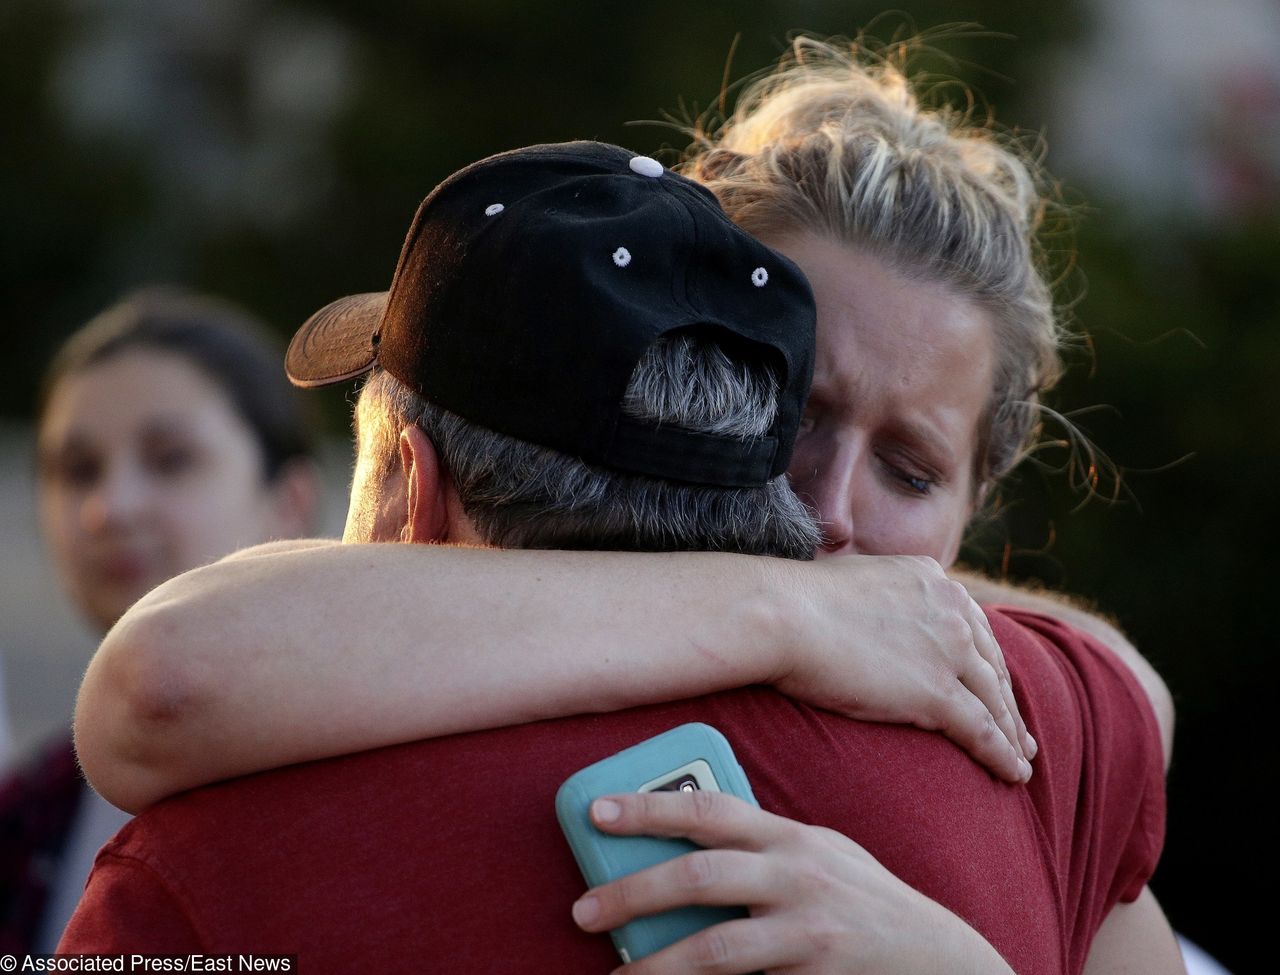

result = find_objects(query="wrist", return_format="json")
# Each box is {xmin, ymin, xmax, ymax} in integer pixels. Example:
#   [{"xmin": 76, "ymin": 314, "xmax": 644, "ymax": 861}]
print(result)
[
  {"xmin": 739, "ymin": 555, "xmax": 805, "ymax": 689},
  {"xmin": 619, "ymin": 551, "xmax": 791, "ymax": 695}
]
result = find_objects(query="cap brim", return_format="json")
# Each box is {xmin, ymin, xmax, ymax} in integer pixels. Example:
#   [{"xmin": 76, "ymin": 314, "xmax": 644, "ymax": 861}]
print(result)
[{"xmin": 285, "ymin": 292, "xmax": 389, "ymax": 388}]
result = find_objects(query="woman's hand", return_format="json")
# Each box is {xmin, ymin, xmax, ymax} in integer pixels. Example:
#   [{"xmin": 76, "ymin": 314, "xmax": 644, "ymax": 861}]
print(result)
[
  {"xmin": 571, "ymin": 791, "xmax": 1015, "ymax": 975},
  {"xmin": 771, "ymin": 555, "xmax": 1034, "ymax": 783}
]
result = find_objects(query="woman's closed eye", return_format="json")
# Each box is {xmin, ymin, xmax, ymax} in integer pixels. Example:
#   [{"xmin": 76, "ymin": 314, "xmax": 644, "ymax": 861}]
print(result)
[
  {"xmin": 43, "ymin": 448, "xmax": 102, "ymax": 490},
  {"xmin": 144, "ymin": 441, "xmax": 198, "ymax": 479},
  {"xmin": 878, "ymin": 453, "xmax": 937, "ymax": 496}
]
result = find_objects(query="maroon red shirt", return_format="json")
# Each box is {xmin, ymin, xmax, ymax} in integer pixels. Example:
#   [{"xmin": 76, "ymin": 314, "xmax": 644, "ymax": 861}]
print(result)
[{"xmin": 60, "ymin": 608, "xmax": 1165, "ymax": 974}]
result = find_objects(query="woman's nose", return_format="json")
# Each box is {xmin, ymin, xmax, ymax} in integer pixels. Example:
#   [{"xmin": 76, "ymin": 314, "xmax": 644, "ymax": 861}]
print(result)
[
  {"xmin": 81, "ymin": 463, "xmax": 148, "ymax": 533},
  {"xmin": 798, "ymin": 451, "xmax": 860, "ymax": 557}
]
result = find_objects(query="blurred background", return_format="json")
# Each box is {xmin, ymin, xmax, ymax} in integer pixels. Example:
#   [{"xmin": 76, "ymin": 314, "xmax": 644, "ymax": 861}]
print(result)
[{"xmin": 1, "ymin": 0, "xmax": 1275, "ymax": 969}]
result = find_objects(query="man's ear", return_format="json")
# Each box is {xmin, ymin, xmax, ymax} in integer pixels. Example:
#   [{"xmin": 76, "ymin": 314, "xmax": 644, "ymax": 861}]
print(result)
[{"xmin": 399, "ymin": 425, "xmax": 450, "ymax": 544}]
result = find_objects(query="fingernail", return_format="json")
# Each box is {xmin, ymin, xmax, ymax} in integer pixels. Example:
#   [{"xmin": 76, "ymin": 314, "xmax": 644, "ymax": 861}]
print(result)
[
  {"xmin": 1019, "ymin": 758, "xmax": 1033, "ymax": 781},
  {"xmin": 1026, "ymin": 733, "xmax": 1038, "ymax": 758},
  {"xmin": 593, "ymin": 798, "xmax": 621, "ymax": 823},
  {"xmin": 572, "ymin": 896, "xmax": 600, "ymax": 927}
]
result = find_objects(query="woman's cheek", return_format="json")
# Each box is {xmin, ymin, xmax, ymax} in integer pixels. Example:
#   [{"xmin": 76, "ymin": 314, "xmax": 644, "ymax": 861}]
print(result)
[{"xmin": 854, "ymin": 494, "xmax": 940, "ymax": 562}]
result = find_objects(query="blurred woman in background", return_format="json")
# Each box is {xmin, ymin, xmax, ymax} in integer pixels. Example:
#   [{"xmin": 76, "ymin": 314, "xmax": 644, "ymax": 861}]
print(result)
[{"xmin": 0, "ymin": 288, "xmax": 320, "ymax": 950}]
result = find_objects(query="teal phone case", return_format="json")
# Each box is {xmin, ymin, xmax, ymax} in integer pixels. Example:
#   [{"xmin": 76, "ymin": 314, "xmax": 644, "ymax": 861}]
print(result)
[{"xmin": 555, "ymin": 723, "xmax": 759, "ymax": 964}]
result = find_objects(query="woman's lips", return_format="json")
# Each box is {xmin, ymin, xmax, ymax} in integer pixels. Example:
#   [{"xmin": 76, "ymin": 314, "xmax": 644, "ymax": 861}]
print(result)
[{"xmin": 95, "ymin": 551, "xmax": 154, "ymax": 585}]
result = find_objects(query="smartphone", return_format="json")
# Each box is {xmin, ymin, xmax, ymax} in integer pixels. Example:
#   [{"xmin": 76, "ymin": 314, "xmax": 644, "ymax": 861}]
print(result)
[{"xmin": 555, "ymin": 722, "xmax": 759, "ymax": 964}]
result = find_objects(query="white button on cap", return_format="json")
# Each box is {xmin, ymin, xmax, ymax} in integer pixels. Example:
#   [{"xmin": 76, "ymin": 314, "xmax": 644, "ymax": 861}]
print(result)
[
  {"xmin": 485, "ymin": 203, "xmax": 504, "ymax": 216},
  {"xmin": 629, "ymin": 155, "xmax": 663, "ymax": 177}
]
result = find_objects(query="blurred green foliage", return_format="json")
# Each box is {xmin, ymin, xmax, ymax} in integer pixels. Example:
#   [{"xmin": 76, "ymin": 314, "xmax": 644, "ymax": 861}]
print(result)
[{"xmin": 1, "ymin": 0, "xmax": 1273, "ymax": 969}]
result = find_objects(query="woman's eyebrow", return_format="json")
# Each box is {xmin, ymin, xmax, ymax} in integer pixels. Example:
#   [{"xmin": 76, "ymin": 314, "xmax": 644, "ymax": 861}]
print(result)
[
  {"xmin": 894, "ymin": 416, "xmax": 957, "ymax": 465},
  {"xmin": 39, "ymin": 429, "xmax": 90, "ymax": 458}
]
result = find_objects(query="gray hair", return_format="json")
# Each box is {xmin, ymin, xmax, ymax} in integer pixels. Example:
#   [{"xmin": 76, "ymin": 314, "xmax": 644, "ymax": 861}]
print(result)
[
  {"xmin": 356, "ymin": 332, "xmax": 820, "ymax": 559},
  {"xmin": 681, "ymin": 35, "xmax": 1069, "ymax": 486}
]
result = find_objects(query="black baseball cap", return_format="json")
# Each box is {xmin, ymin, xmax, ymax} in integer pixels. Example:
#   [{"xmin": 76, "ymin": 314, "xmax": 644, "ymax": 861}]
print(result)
[{"xmin": 286, "ymin": 141, "xmax": 815, "ymax": 488}]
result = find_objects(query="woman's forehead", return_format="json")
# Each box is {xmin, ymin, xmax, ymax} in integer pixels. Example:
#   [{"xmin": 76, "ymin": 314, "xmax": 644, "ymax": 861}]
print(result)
[
  {"xmin": 40, "ymin": 348, "xmax": 242, "ymax": 446},
  {"xmin": 786, "ymin": 239, "xmax": 994, "ymax": 391}
]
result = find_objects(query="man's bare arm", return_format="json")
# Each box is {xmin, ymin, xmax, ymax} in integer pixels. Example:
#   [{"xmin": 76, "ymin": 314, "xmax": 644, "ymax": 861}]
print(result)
[
  {"xmin": 952, "ymin": 568, "xmax": 1175, "ymax": 768},
  {"xmin": 77, "ymin": 545, "xmax": 1030, "ymax": 812}
]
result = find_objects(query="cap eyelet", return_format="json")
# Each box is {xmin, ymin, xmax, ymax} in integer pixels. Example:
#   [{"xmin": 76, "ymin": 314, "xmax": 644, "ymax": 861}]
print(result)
[
  {"xmin": 629, "ymin": 156, "xmax": 663, "ymax": 177},
  {"xmin": 751, "ymin": 267, "xmax": 769, "ymax": 287},
  {"xmin": 613, "ymin": 247, "xmax": 632, "ymax": 268},
  {"xmin": 485, "ymin": 203, "xmax": 505, "ymax": 216}
]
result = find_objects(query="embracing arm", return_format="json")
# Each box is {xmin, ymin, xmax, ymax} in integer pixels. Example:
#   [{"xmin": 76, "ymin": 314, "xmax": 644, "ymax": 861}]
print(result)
[
  {"xmin": 952, "ymin": 569, "xmax": 1174, "ymax": 768},
  {"xmin": 78, "ymin": 540, "xmax": 785, "ymax": 810},
  {"xmin": 1082, "ymin": 887, "xmax": 1185, "ymax": 975},
  {"xmin": 78, "ymin": 542, "xmax": 1030, "ymax": 812}
]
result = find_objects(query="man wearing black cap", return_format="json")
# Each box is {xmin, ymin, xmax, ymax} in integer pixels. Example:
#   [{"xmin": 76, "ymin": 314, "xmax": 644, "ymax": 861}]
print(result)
[
  {"xmin": 284, "ymin": 141, "xmax": 820, "ymax": 552},
  {"xmin": 60, "ymin": 143, "xmax": 1160, "ymax": 974},
  {"xmin": 59, "ymin": 141, "xmax": 836, "ymax": 966}
]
